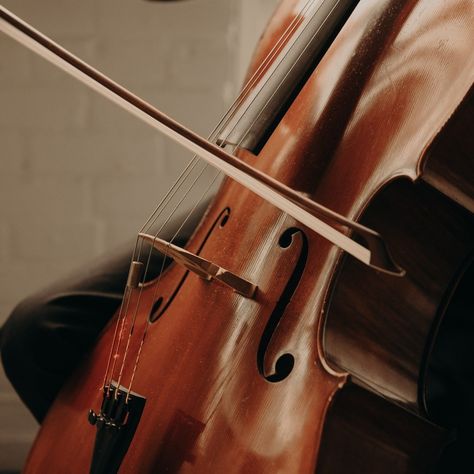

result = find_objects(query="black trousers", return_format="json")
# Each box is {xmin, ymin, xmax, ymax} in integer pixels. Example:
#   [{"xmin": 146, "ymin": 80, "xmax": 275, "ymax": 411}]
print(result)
[{"xmin": 1, "ymin": 246, "xmax": 135, "ymax": 423}]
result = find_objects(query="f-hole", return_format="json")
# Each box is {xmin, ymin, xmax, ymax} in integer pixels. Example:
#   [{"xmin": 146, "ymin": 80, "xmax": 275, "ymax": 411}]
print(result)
[
  {"xmin": 257, "ymin": 227, "xmax": 308, "ymax": 383},
  {"xmin": 149, "ymin": 207, "xmax": 231, "ymax": 323},
  {"xmin": 149, "ymin": 297, "xmax": 164, "ymax": 322}
]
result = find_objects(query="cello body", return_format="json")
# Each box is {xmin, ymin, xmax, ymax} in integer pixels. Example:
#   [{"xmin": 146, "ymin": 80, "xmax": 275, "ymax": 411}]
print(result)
[{"xmin": 24, "ymin": 0, "xmax": 474, "ymax": 472}]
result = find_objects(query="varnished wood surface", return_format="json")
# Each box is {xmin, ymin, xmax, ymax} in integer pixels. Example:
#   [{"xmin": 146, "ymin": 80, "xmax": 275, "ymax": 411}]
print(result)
[
  {"xmin": 324, "ymin": 178, "xmax": 474, "ymax": 412},
  {"xmin": 24, "ymin": 0, "xmax": 473, "ymax": 472},
  {"xmin": 423, "ymin": 86, "xmax": 474, "ymax": 213},
  {"xmin": 316, "ymin": 383, "xmax": 448, "ymax": 474}
]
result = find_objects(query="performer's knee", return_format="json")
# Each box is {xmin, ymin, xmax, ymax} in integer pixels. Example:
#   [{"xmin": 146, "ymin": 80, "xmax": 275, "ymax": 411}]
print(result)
[
  {"xmin": 0, "ymin": 295, "xmax": 62, "ymax": 422},
  {"xmin": 1, "ymin": 296, "xmax": 43, "ymax": 375}
]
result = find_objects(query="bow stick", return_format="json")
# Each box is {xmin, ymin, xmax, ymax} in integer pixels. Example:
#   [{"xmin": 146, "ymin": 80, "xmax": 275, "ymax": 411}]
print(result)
[{"xmin": 0, "ymin": 5, "xmax": 404, "ymax": 276}]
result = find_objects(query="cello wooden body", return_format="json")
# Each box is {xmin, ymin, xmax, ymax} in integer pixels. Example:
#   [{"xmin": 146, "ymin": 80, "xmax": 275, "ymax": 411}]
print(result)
[{"xmin": 24, "ymin": 0, "xmax": 474, "ymax": 472}]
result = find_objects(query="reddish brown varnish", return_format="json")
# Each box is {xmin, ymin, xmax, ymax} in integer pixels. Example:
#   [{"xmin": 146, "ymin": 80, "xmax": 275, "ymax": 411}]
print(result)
[{"xmin": 24, "ymin": 0, "xmax": 473, "ymax": 472}]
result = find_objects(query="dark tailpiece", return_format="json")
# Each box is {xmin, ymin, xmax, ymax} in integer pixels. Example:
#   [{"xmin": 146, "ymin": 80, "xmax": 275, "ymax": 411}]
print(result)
[{"xmin": 88, "ymin": 383, "xmax": 146, "ymax": 474}]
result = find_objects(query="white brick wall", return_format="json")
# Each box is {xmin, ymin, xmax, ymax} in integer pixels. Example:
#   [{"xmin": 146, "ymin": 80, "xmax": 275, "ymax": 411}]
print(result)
[{"xmin": 0, "ymin": 0, "xmax": 278, "ymax": 470}]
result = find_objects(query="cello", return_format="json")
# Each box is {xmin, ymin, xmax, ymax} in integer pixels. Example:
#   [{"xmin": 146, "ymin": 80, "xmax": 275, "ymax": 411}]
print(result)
[{"xmin": 1, "ymin": 0, "xmax": 473, "ymax": 472}]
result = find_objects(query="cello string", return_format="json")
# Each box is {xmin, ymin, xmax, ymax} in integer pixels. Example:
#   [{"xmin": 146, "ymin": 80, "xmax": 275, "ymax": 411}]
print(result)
[
  {"xmin": 111, "ymin": 165, "xmax": 208, "ymax": 395},
  {"xmin": 124, "ymin": 171, "xmax": 221, "ymax": 401},
  {"xmin": 137, "ymin": 0, "xmax": 315, "ymax": 239},
  {"xmin": 110, "ymin": 0, "xmax": 322, "ymax": 395},
  {"xmin": 102, "ymin": 160, "xmax": 209, "ymax": 392},
  {"xmin": 103, "ymin": 0, "xmax": 318, "ymax": 393},
  {"xmin": 114, "ymin": 162, "xmax": 211, "ymax": 395},
  {"xmin": 133, "ymin": 161, "xmax": 202, "ymax": 264},
  {"xmin": 105, "ymin": 167, "xmax": 211, "ymax": 392}
]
